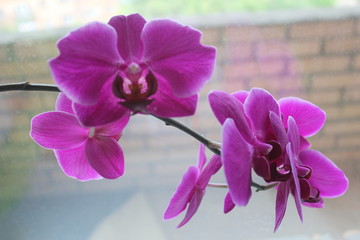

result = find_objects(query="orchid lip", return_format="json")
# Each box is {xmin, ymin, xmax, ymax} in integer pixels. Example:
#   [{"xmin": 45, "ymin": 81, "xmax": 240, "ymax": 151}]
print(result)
[
  {"xmin": 112, "ymin": 70, "xmax": 158, "ymax": 104},
  {"xmin": 300, "ymin": 178, "xmax": 321, "ymax": 203},
  {"xmin": 297, "ymin": 165, "xmax": 312, "ymax": 179},
  {"xmin": 267, "ymin": 140, "xmax": 282, "ymax": 160},
  {"xmin": 265, "ymin": 162, "xmax": 291, "ymax": 182}
]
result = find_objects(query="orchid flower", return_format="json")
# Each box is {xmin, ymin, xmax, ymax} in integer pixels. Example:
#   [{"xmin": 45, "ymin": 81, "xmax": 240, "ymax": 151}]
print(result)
[
  {"xmin": 273, "ymin": 116, "xmax": 348, "ymax": 231},
  {"xmin": 49, "ymin": 13, "xmax": 216, "ymax": 127},
  {"xmin": 30, "ymin": 93, "xmax": 129, "ymax": 181},
  {"xmin": 209, "ymin": 87, "xmax": 348, "ymax": 231},
  {"xmin": 164, "ymin": 144, "xmax": 222, "ymax": 228},
  {"xmin": 270, "ymin": 114, "xmax": 304, "ymax": 231},
  {"xmin": 208, "ymin": 88, "xmax": 280, "ymax": 206}
]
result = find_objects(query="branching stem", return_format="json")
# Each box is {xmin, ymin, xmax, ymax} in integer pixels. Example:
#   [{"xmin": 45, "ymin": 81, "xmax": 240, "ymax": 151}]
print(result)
[
  {"xmin": 207, "ymin": 182, "xmax": 278, "ymax": 192},
  {"xmin": 151, "ymin": 115, "xmax": 221, "ymax": 155},
  {"xmin": 0, "ymin": 82, "xmax": 60, "ymax": 92},
  {"xmin": 0, "ymin": 82, "xmax": 276, "ymax": 192}
]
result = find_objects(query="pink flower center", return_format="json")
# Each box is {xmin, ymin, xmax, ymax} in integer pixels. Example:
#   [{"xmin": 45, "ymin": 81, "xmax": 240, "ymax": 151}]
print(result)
[
  {"xmin": 253, "ymin": 141, "xmax": 291, "ymax": 183},
  {"xmin": 299, "ymin": 178, "xmax": 321, "ymax": 203},
  {"xmin": 297, "ymin": 167, "xmax": 321, "ymax": 203},
  {"xmin": 112, "ymin": 63, "xmax": 158, "ymax": 104}
]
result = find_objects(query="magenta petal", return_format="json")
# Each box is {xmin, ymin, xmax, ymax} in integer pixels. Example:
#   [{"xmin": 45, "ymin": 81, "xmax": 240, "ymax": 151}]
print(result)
[
  {"xmin": 108, "ymin": 14, "xmax": 146, "ymax": 62},
  {"xmin": 147, "ymin": 76, "xmax": 198, "ymax": 117},
  {"xmin": 274, "ymin": 182, "xmax": 290, "ymax": 232},
  {"xmin": 56, "ymin": 93, "xmax": 73, "ymax": 114},
  {"xmin": 49, "ymin": 22, "xmax": 121, "ymax": 105},
  {"xmin": 197, "ymin": 144, "xmax": 206, "ymax": 170},
  {"xmin": 95, "ymin": 114, "xmax": 130, "ymax": 138},
  {"xmin": 299, "ymin": 150, "xmax": 348, "ymax": 198},
  {"xmin": 297, "ymin": 165, "xmax": 311, "ymax": 178},
  {"xmin": 224, "ymin": 192, "xmax": 236, "ymax": 214},
  {"xmin": 291, "ymin": 177, "xmax": 303, "ymax": 222},
  {"xmin": 177, "ymin": 189, "xmax": 204, "ymax": 228},
  {"xmin": 30, "ymin": 112, "xmax": 88, "ymax": 149},
  {"xmin": 85, "ymin": 137, "xmax": 125, "ymax": 179},
  {"xmin": 287, "ymin": 117, "xmax": 300, "ymax": 155},
  {"xmin": 222, "ymin": 118, "xmax": 253, "ymax": 206},
  {"xmin": 300, "ymin": 136, "xmax": 311, "ymax": 150},
  {"xmin": 54, "ymin": 144, "xmax": 102, "ymax": 181},
  {"xmin": 286, "ymin": 143, "xmax": 303, "ymax": 222},
  {"xmin": 164, "ymin": 166, "xmax": 199, "ymax": 220},
  {"xmin": 302, "ymin": 199, "xmax": 324, "ymax": 208},
  {"xmin": 208, "ymin": 90, "xmax": 253, "ymax": 143},
  {"xmin": 231, "ymin": 90, "xmax": 249, "ymax": 104},
  {"xmin": 253, "ymin": 156, "xmax": 271, "ymax": 180},
  {"xmin": 244, "ymin": 88, "xmax": 280, "ymax": 141},
  {"xmin": 279, "ymin": 97, "xmax": 326, "ymax": 137},
  {"xmin": 74, "ymin": 80, "xmax": 131, "ymax": 127},
  {"xmin": 299, "ymin": 178, "xmax": 311, "ymax": 200},
  {"xmin": 197, "ymin": 155, "xmax": 222, "ymax": 189},
  {"xmin": 269, "ymin": 111, "xmax": 288, "ymax": 150},
  {"xmin": 143, "ymin": 19, "xmax": 216, "ymax": 97}
]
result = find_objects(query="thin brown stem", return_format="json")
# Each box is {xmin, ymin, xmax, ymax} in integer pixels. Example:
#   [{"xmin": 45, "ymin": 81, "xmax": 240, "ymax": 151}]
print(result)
[
  {"xmin": 0, "ymin": 82, "xmax": 60, "ymax": 92},
  {"xmin": 151, "ymin": 114, "xmax": 221, "ymax": 155}
]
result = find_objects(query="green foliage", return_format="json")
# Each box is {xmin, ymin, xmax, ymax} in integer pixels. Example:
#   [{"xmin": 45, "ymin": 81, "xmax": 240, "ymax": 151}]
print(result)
[{"xmin": 120, "ymin": 0, "xmax": 336, "ymax": 18}]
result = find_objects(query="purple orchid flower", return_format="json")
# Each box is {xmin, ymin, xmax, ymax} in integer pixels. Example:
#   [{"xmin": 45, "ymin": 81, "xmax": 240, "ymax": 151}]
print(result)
[
  {"xmin": 270, "ymin": 114, "xmax": 304, "ymax": 231},
  {"xmin": 30, "ymin": 93, "xmax": 129, "ymax": 181},
  {"xmin": 208, "ymin": 88, "xmax": 329, "ymax": 205},
  {"xmin": 209, "ymin": 88, "xmax": 281, "ymax": 206},
  {"xmin": 209, "ymin": 88, "xmax": 348, "ymax": 231},
  {"xmin": 164, "ymin": 144, "xmax": 222, "ymax": 228},
  {"xmin": 49, "ymin": 13, "xmax": 216, "ymax": 127},
  {"xmin": 273, "ymin": 116, "xmax": 348, "ymax": 231}
]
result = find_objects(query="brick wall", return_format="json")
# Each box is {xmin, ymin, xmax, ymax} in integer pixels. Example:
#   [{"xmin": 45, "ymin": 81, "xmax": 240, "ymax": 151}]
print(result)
[{"xmin": 0, "ymin": 8, "xmax": 359, "ymax": 198}]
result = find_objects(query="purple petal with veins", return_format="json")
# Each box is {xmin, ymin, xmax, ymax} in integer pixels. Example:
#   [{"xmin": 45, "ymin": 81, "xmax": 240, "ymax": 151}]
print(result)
[
  {"xmin": 164, "ymin": 166, "xmax": 199, "ymax": 220},
  {"xmin": 299, "ymin": 150, "xmax": 348, "ymax": 198},
  {"xmin": 143, "ymin": 19, "xmax": 216, "ymax": 98},
  {"xmin": 49, "ymin": 22, "xmax": 121, "ymax": 105},
  {"xmin": 244, "ymin": 88, "xmax": 280, "ymax": 142},
  {"xmin": 275, "ymin": 182, "xmax": 290, "ymax": 232},
  {"xmin": 279, "ymin": 97, "xmax": 326, "ymax": 137},
  {"xmin": 222, "ymin": 118, "xmax": 253, "ymax": 206},
  {"xmin": 55, "ymin": 144, "xmax": 102, "ymax": 181},
  {"xmin": 31, "ymin": 111, "xmax": 88, "ymax": 150},
  {"xmin": 85, "ymin": 137, "xmax": 125, "ymax": 179}
]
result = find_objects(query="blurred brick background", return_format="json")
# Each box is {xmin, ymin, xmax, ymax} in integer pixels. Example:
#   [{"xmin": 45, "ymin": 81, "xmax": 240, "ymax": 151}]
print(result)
[{"xmin": 0, "ymin": 8, "xmax": 359, "ymax": 201}]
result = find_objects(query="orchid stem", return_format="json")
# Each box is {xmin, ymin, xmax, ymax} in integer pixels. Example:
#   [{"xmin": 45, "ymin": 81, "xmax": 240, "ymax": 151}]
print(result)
[
  {"xmin": 253, "ymin": 182, "xmax": 278, "ymax": 192},
  {"xmin": 152, "ymin": 115, "xmax": 276, "ymax": 192},
  {"xmin": 207, "ymin": 183, "xmax": 228, "ymax": 188},
  {"xmin": 207, "ymin": 182, "xmax": 278, "ymax": 192},
  {"xmin": 0, "ymin": 82, "xmax": 60, "ymax": 92},
  {"xmin": 151, "ymin": 115, "xmax": 221, "ymax": 156}
]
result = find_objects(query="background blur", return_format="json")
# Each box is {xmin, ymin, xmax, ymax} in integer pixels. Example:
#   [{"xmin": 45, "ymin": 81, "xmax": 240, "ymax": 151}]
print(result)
[{"xmin": 0, "ymin": 0, "xmax": 360, "ymax": 239}]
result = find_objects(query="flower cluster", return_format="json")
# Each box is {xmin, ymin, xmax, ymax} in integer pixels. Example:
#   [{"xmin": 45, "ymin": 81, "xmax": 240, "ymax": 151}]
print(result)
[
  {"xmin": 213, "ymin": 89, "xmax": 348, "ymax": 230},
  {"xmin": 29, "ymin": 13, "xmax": 348, "ymax": 232},
  {"xmin": 163, "ymin": 88, "xmax": 348, "ymax": 230}
]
